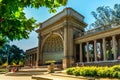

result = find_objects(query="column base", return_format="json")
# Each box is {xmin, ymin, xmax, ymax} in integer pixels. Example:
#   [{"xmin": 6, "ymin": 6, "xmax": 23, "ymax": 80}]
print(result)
[{"xmin": 62, "ymin": 57, "xmax": 74, "ymax": 69}]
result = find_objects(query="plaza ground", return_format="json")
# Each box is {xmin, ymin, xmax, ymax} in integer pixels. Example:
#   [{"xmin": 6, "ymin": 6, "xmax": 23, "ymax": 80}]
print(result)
[
  {"xmin": 0, "ymin": 73, "xmax": 85, "ymax": 80},
  {"xmin": 0, "ymin": 67, "xmax": 119, "ymax": 80},
  {"xmin": 0, "ymin": 74, "xmax": 34, "ymax": 80}
]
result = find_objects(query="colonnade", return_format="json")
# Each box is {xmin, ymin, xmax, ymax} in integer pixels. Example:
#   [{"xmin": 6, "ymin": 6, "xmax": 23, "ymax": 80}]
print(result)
[
  {"xmin": 76, "ymin": 35, "xmax": 120, "ymax": 63},
  {"xmin": 25, "ymin": 53, "xmax": 37, "ymax": 66}
]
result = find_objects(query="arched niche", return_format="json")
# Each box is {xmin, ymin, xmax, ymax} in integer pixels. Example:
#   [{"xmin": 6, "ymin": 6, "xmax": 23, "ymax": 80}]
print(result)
[{"xmin": 42, "ymin": 34, "xmax": 63, "ymax": 64}]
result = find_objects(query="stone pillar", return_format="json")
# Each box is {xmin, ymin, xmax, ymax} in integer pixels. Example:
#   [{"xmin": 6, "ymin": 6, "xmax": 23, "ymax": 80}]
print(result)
[
  {"xmin": 100, "ymin": 41, "xmax": 103, "ymax": 61},
  {"xmin": 80, "ymin": 43, "xmax": 83, "ymax": 62},
  {"xmin": 112, "ymin": 35, "xmax": 117, "ymax": 60},
  {"xmin": 63, "ymin": 25, "xmax": 74, "ymax": 69},
  {"xmin": 34, "ymin": 54, "xmax": 36, "ymax": 66},
  {"xmin": 73, "ymin": 45, "xmax": 76, "ymax": 62},
  {"xmin": 118, "ymin": 39, "xmax": 120, "ymax": 56},
  {"xmin": 103, "ymin": 38, "xmax": 106, "ymax": 61},
  {"xmin": 36, "ymin": 34, "xmax": 41, "ymax": 67},
  {"xmin": 63, "ymin": 26, "xmax": 68, "ymax": 69},
  {"xmin": 86, "ymin": 42, "xmax": 89, "ymax": 62},
  {"xmin": 94, "ymin": 40, "xmax": 97, "ymax": 61}
]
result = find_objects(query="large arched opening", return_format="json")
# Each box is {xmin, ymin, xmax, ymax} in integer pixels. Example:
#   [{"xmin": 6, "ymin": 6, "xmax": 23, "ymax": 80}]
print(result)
[{"xmin": 42, "ymin": 34, "xmax": 64, "ymax": 64}]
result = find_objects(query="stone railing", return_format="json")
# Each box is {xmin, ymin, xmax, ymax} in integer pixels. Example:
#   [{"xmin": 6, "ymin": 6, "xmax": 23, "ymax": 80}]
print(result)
[{"xmin": 84, "ymin": 24, "xmax": 120, "ymax": 36}]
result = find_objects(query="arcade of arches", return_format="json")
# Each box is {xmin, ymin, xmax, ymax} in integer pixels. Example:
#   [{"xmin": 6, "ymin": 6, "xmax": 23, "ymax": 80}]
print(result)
[{"xmin": 25, "ymin": 8, "xmax": 120, "ymax": 69}]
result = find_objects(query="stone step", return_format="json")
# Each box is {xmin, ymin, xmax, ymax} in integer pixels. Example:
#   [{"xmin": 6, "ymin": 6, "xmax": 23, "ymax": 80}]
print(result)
[
  {"xmin": 32, "ymin": 75, "xmax": 53, "ymax": 80},
  {"xmin": 5, "ymin": 71, "xmax": 43, "ymax": 76},
  {"xmin": 5, "ymin": 68, "xmax": 62, "ymax": 76}
]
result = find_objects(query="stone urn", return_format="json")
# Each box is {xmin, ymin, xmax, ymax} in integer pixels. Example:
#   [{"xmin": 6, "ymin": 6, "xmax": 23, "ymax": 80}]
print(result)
[
  {"xmin": 46, "ymin": 60, "xmax": 56, "ymax": 73},
  {"xmin": 47, "ymin": 63, "xmax": 54, "ymax": 73}
]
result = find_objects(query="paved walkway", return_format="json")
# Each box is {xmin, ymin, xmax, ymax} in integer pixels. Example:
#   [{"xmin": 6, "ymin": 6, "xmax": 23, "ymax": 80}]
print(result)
[
  {"xmin": 32, "ymin": 74, "xmax": 85, "ymax": 80},
  {"xmin": 0, "ymin": 74, "xmax": 35, "ymax": 80},
  {"xmin": 0, "ymin": 73, "xmax": 85, "ymax": 80}
]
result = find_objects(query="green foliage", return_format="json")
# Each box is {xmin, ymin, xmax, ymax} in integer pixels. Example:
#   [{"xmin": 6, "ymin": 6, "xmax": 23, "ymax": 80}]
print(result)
[
  {"xmin": 2, "ymin": 61, "xmax": 8, "ymax": 67},
  {"xmin": 0, "ymin": 0, "xmax": 67, "ymax": 46},
  {"xmin": 19, "ymin": 60, "xmax": 24, "ymax": 66},
  {"xmin": 0, "ymin": 58, "xmax": 2, "ymax": 65},
  {"xmin": 0, "ymin": 44, "xmax": 25, "ymax": 65},
  {"xmin": 90, "ymin": 4, "xmax": 120, "ymax": 29},
  {"xmin": 66, "ymin": 65, "xmax": 120, "ymax": 79},
  {"xmin": 66, "ymin": 68, "xmax": 75, "ymax": 75},
  {"xmin": 79, "ymin": 66, "xmax": 97, "ymax": 77},
  {"xmin": 0, "ymin": 69, "xmax": 6, "ymax": 72},
  {"xmin": 73, "ymin": 68, "xmax": 81, "ymax": 76},
  {"xmin": 117, "ymin": 72, "xmax": 120, "ymax": 78},
  {"xmin": 112, "ymin": 65, "xmax": 120, "ymax": 71},
  {"xmin": 97, "ymin": 67, "xmax": 113, "ymax": 78},
  {"xmin": 11, "ymin": 60, "xmax": 17, "ymax": 66}
]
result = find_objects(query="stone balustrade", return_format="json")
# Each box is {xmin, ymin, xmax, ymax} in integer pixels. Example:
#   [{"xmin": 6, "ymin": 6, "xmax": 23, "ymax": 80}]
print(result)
[{"xmin": 84, "ymin": 24, "xmax": 120, "ymax": 36}]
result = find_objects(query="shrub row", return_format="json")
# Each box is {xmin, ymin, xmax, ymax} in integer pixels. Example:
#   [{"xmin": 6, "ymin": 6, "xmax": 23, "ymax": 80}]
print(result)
[{"xmin": 66, "ymin": 65, "xmax": 120, "ymax": 78}]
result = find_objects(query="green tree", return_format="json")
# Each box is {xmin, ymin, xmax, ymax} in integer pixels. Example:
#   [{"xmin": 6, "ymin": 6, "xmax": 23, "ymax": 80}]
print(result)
[
  {"xmin": 0, "ymin": 0, "xmax": 68, "ymax": 47},
  {"xmin": 10, "ymin": 45, "xmax": 25, "ymax": 64},
  {"xmin": 90, "ymin": 4, "xmax": 120, "ymax": 29},
  {"xmin": 0, "ymin": 44, "xmax": 25, "ymax": 65},
  {"xmin": 0, "ymin": 44, "xmax": 11, "ymax": 64}
]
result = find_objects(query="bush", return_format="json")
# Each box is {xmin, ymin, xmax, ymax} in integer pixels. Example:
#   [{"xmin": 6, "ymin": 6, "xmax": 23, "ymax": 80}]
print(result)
[
  {"xmin": 117, "ymin": 72, "xmax": 120, "ymax": 79},
  {"xmin": 66, "ymin": 68, "xmax": 75, "ymax": 75},
  {"xmin": 80, "ymin": 67, "xmax": 97, "ymax": 77},
  {"xmin": 19, "ymin": 61, "xmax": 24, "ymax": 66},
  {"xmin": 112, "ymin": 65, "xmax": 120, "ymax": 71},
  {"xmin": 112, "ymin": 72, "xmax": 118, "ymax": 78},
  {"xmin": 73, "ymin": 68, "xmax": 81, "ymax": 76},
  {"xmin": 66, "ymin": 65, "xmax": 120, "ymax": 79},
  {"xmin": 2, "ymin": 62, "xmax": 8, "ymax": 67}
]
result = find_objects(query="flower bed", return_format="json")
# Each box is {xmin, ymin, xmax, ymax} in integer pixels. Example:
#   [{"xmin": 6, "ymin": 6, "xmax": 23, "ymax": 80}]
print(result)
[{"xmin": 66, "ymin": 65, "xmax": 120, "ymax": 78}]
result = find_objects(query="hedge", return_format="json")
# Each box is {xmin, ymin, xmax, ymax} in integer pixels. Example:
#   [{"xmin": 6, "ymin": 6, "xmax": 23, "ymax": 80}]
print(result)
[{"xmin": 66, "ymin": 65, "xmax": 120, "ymax": 78}]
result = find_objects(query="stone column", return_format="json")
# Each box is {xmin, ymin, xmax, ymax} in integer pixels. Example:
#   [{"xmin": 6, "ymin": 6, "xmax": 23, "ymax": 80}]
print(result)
[
  {"xmin": 112, "ymin": 35, "xmax": 117, "ymax": 60},
  {"xmin": 118, "ymin": 39, "xmax": 120, "ymax": 56},
  {"xmin": 86, "ymin": 42, "xmax": 89, "ymax": 62},
  {"xmin": 63, "ymin": 25, "xmax": 74, "ymax": 69},
  {"xmin": 94, "ymin": 40, "xmax": 97, "ymax": 61},
  {"xmin": 73, "ymin": 45, "xmax": 76, "ymax": 62},
  {"xmin": 36, "ymin": 34, "xmax": 41, "ymax": 67},
  {"xmin": 103, "ymin": 38, "xmax": 106, "ymax": 61},
  {"xmin": 30, "ymin": 55, "xmax": 31, "ymax": 65},
  {"xmin": 63, "ymin": 26, "xmax": 68, "ymax": 69},
  {"xmin": 34, "ymin": 54, "xmax": 36, "ymax": 66},
  {"xmin": 80, "ymin": 43, "xmax": 83, "ymax": 62}
]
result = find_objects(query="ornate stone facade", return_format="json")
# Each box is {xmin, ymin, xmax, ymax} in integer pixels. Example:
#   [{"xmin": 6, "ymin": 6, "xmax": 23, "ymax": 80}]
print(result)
[{"xmin": 25, "ymin": 7, "xmax": 120, "ymax": 69}]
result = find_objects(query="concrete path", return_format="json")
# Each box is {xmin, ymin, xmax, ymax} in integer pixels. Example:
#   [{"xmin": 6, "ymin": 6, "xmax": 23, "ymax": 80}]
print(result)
[
  {"xmin": 0, "ymin": 74, "xmax": 84, "ymax": 80},
  {"xmin": 32, "ymin": 74, "xmax": 85, "ymax": 80},
  {"xmin": 0, "ymin": 74, "xmax": 35, "ymax": 80}
]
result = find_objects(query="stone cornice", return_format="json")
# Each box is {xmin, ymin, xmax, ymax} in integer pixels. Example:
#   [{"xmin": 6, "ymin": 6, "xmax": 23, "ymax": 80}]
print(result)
[
  {"xmin": 36, "ymin": 7, "xmax": 87, "ymax": 33},
  {"xmin": 26, "ymin": 47, "xmax": 38, "ymax": 54},
  {"xmin": 75, "ymin": 26, "xmax": 120, "ymax": 43}
]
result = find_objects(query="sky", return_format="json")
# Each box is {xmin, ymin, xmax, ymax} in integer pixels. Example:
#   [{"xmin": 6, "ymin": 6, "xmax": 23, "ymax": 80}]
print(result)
[{"xmin": 10, "ymin": 0, "xmax": 120, "ymax": 51}]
